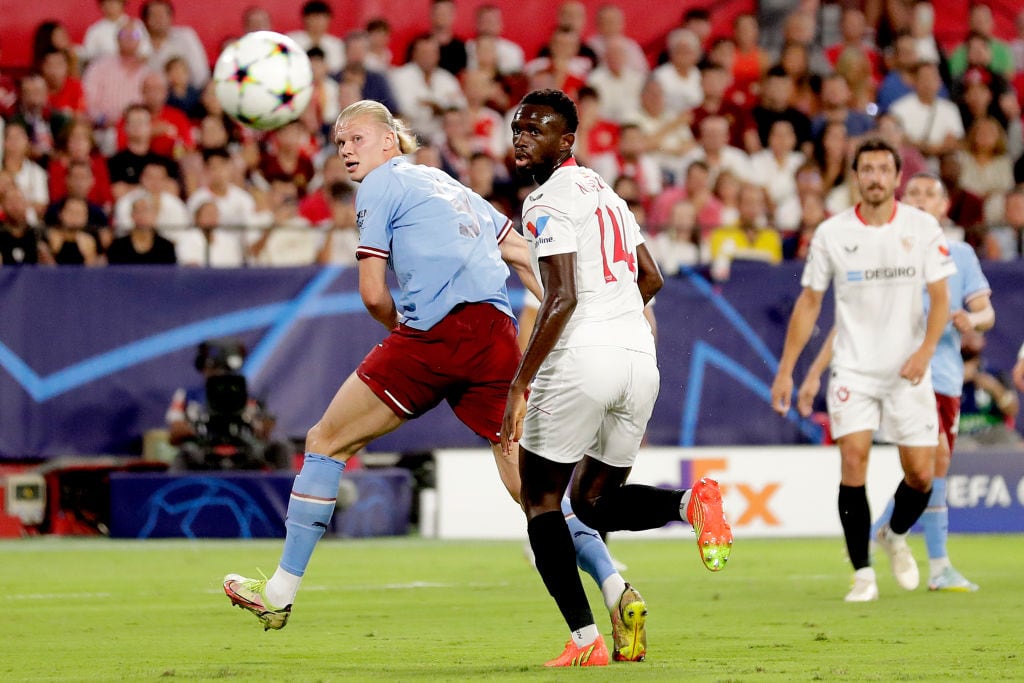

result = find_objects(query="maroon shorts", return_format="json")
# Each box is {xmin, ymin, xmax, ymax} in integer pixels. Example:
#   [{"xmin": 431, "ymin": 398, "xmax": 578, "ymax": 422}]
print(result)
[
  {"xmin": 935, "ymin": 393, "xmax": 961, "ymax": 452},
  {"xmin": 357, "ymin": 303, "xmax": 521, "ymax": 442}
]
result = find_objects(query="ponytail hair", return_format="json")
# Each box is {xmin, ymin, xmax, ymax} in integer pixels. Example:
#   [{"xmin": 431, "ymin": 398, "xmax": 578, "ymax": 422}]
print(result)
[{"xmin": 335, "ymin": 100, "xmax": 419, "ymax": 154}]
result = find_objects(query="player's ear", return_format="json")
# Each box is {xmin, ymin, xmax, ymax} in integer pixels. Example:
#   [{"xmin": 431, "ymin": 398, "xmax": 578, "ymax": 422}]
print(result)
[{"xmin": 561, "ymin": 132, "xmax": 575, "ymax": 154}]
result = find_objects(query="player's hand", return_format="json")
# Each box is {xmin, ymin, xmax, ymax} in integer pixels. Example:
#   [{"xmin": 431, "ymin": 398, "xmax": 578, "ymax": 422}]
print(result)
[
  {"xmin": 796, "ymin": 375, "xmax": 820, "ymax": 418},
  {"xmin": 951, "ymin": 309, "xmax": 972, "ymax": 334},
  {"xmin": 1013, "ymin": 358, "xmax": 1024, "ymax": 393},
  {"xmin": 770, "ymin": 373, "xmax": 793, "ymax": 416},
  {"xmin": 500, "ymin": 388, "xmax": 528, "ymax": 457},
  {"xmin": 900, "ymin": 349, "xmax": 930, "ymax": 385}
]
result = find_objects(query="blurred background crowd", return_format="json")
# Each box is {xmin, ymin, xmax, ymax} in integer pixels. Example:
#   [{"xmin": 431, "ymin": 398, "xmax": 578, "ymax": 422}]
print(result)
[{"xmin": 2, "ymin": 0, "xmax": 1024, "ymax": 274}]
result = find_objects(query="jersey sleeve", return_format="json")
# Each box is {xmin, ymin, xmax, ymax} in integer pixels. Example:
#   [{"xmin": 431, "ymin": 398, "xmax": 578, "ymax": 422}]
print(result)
[
  {"xmin": 472, "ymin": 191, "xmax": 513, "ymax": 243},
  {"xmin": 522, "ymin": 199, "xmax": 579, "ymax": 259},
  {"xmin": 355, "ymin": 169, "xmax": 398, "ymax": 260},
  {"xmin": 958, "ymin": 246, "xmax": 991, "ymax": 304},
  {"xmin": 800, "ymin": 228, "xmax": 832, "ymax": 291},
  {"xmin": 922, "ymin": 223, "xmax": 957, "ymax": 283}
]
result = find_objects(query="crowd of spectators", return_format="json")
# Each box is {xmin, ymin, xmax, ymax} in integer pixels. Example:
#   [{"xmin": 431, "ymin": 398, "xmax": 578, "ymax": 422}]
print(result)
[{"xmin": 2, "ymin": 0, "xmax": 1024, "ymax": 273}]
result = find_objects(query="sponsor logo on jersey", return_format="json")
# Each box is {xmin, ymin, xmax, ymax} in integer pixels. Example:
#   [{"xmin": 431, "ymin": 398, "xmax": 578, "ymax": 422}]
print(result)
[
  {"xmin": 526, "ymin": 215, "xmax": 550, "ymax": 238},
  {"xmin": 845, "ymin": 266, "xmax": 917, "ymax": 282},
  {"xmin": 843, "ymin": 245, "xmax": 858, "ymax": 253}
]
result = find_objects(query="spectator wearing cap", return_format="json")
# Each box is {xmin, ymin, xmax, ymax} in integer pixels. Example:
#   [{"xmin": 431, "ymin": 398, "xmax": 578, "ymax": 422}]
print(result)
[{"xmin": 288, "ymin": 0, "xmax": 345, "ymax": 77}]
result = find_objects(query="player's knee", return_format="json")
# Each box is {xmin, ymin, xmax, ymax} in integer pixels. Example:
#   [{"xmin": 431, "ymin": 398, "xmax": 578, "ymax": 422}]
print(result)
[
  {"xmin": 568, "ymin": 494, "xmax": 601, "ymax": 530},
  {"xmin": 904, "ymin": 465, "xmax": 933, "ymax": 492}
]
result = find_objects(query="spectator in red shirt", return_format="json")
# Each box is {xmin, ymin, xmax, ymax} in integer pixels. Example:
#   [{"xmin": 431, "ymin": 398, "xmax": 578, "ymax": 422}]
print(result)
[
  {"xmin": 298, "ymin": 155, "xmax": 350, "ymax": 225},
  {"xmin": 825, "ymin": 7, "xmax": 883, "ymax": 84},
  {"xmin": 258, "ymin": 120, "xmax": 316, "ymax": 197},
  {"xmin": 48, "ymin": 119, "xmax": 114, "ymax": 212},
  {"xmin": 39, "ymin": 49, "xmax": 86, "ymax": 115},
  {"xmin": 116, "ymin": 71, "xmax": 194, "ymax": 159}
]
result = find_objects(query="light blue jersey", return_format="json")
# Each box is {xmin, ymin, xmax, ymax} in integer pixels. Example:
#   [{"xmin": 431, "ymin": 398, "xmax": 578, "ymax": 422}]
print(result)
[
  {"xmin": 928, "ymin": 241, "xmax": 991, "ymax": 396},
  {"xmin": 354, "ymin": 157, "xmax": 516, "ymax": 331}
]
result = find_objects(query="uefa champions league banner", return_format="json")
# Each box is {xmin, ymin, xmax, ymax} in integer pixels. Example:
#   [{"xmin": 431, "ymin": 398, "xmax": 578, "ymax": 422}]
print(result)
[{"xmin": 1, "ymin": 262, "xmax": 1022, "ymax": 459}]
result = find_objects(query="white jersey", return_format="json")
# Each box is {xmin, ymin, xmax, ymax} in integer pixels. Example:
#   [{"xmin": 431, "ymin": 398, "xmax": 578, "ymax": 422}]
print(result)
[
  {"xmin": 801, "ymin": 202, "xmax": 956, "ymax": 389},
  {"xmin": 522, "ymin": 159, "xmax": 654, "ymax": 356}
]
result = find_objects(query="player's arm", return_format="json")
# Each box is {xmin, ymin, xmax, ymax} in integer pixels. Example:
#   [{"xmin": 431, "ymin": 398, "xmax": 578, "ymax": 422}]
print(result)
[
  {"xmin": 770, "ymin": 287, "xmax": 824, "ymax": 416},
  {"xmin": 358, "ymin": 255, "xmax": 399, "ymax": 330},
  {"xmin": 500, "ymin": 252, "xmax": 577, "ymax": 455},
  {"xmin": 796, "ymin": 325, "xmax": 836, "ymax": 418},
  {"xmin": 635, "ymin": 242, "xmax": 663, "ymax": 305},
  {"xmin": 901, "ymin": 277, "xmax": 949, "ymax": 384},
  {"xmin": 1012, "ymin": 343, "xmax": 1024, "ymax": 393},
  {"xmin": 499, "ymin": 229, "xmax": 543, "ymax": 301},
  {"xmin": 951, "ymin": 293, "xmax": 994, "ymax": 333}
]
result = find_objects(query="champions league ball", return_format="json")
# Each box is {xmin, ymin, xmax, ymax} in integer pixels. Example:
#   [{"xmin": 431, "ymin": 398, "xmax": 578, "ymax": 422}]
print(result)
[{"xmin": 213, "ymin": 31, "xmax": 314, "ymax": 131}]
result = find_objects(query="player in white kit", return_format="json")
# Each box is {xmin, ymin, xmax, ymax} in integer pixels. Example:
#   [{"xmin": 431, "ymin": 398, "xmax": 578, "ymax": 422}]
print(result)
[
  {"xmin": 501, "ymin": 89, "xmax": 732, "ymax": 667},
  {"xmin": 771, "ymin": 138, "xmax": 956, "ymax": 602}
]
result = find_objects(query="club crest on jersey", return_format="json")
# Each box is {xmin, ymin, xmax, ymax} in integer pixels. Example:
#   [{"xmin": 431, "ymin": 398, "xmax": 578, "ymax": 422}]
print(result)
[
  {"xmin": 356, "ymin": 209, "xmax": 367, "ymax": 230},
  {"xmin": 526, "ymin": 215, "xmax": 550, "ymax": 238},
  {"xmin": 835, "ymin": 386, "xmax": 850, "ymax": 402},
  {"xmin": 901, "ymin": 236, "xmax": 914, "ymax": 252}
]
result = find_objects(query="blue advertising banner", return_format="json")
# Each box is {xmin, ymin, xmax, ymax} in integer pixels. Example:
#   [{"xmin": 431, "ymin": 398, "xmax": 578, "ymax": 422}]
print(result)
[
  {"xmin": 2, "ymin": 262, "xmax": 1023, "ymax": 458},
  {"xmin": 108, "ymin": 468, "xmax": 412, "ymax": 539},
  {"xmin": 948, "ymin": 449, "xmax": 1024, "ymax": 533}
]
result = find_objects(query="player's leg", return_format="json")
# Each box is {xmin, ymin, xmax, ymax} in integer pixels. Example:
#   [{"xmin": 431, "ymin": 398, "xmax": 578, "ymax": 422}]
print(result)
[
  {"xmin": 224, "ymin": 372, "xmax": 404, "ymax": 629},
  {"xmin": 925, "ymin": 395, "xmax": 977, "ymax": 591},
  {"xmin": 835, "ymin": 430, "xmax": 877, "ymax": 600},
  {"xmin": 520, "ymin": 447, "xmax": 609, "ymax": 667}
]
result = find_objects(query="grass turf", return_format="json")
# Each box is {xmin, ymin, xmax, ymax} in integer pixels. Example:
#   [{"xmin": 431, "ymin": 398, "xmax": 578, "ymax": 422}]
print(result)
[{"xmin": 4, "ymin": 535, "xmax": 1023, "ymax": 681}]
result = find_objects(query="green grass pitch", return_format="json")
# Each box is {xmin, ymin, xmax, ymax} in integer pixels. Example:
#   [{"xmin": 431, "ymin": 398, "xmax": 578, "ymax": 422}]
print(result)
[{"xmin": 4, "ymin": 534, "xmax": 1023, "ymax": 681}]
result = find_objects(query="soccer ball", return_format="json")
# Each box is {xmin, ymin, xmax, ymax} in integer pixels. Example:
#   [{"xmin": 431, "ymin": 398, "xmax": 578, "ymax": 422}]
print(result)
[{"xmin": 213, "ymin": 31, "xmax": 314, "ymax": 131}]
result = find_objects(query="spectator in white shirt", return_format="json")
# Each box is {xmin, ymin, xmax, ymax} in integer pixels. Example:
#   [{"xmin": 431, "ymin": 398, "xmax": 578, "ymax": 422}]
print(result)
[
  {"xmin": 465, "ymin": 4, "xmax": 524, "ymax": 76},
  {"xmin": 142, "ymin": 0, "xmax": 210, "ymax": 89},
  {"xmin": 389, "ymin": 34, "xmax": 466, "ymax": 144},
  {"xmin": 586, "ymin": 4, "xmax": 649, "ymax": 74},
  {"xmin": 287, "ymin": 0, "xmax": 345, "ymax": 77},
  {"xmin": 186, "ymin": 148, "xmax": 266, "ymax": 234},
  {"xmin": 750, "ymin": 119, "xmax": 804, "ymax": 226},
  {"xmin": 114, "ymin": 161, "xmax": 189, "ymax": 234},
  {"xmin": 652, "ymin": 28, "xmax": 704, "ymax": 115},
  {"xmin": 587, "ymin": 36, "xmax": 645, "ymax": 124},
  {"xmin": 890, "ymin": 61, "xmax": 964, "ymax": 163},
  {"xmin": 173, "ymin": 200, "xmax": 247, "ymax": 267},
  {"xmin": 80, "ymin": 0, "xmax": 151, "ymax": 65},
  {"xmin": 679, "ymin": 114, "xmax": 751, "ymax": 185}
]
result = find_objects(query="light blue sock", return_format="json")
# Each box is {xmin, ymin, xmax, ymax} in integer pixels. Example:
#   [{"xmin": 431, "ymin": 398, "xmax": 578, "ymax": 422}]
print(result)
[
  {"xmin": 279, "ymin": 453, "xmax": 345, "ymax": 577},
  {"xmin": 921, "ymin": 477, "xmax": 948, "ymax": 560},
  {"xmin": 870, "ymin": 498, "xmax": 894, "ymax": 540},
  {"xmin": 561, "ymin": 496, "xmax": 617, "ymax": 587}
]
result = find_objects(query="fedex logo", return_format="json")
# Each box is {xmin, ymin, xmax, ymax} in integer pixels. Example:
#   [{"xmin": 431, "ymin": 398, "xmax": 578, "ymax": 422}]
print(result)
[{"xmin": 680, "ymin": 458, "xmax": 781, "ymax": 526}]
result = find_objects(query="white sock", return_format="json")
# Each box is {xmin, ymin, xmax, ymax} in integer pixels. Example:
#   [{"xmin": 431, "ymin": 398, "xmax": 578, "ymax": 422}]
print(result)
[
  {"xmin": 600, "ymin": 574, "xmax": 628, "ymax": 613},
  {"xmin": 854, "ymin": 566, "xmax": 876, "ymax": 581},
  {"xmin": 929, "ymin": 557, "xmax": 951, "ymax": 578},
  {"xmin": 679, "ymin": 490, "xmax": 693, "ymax": 523},
  {"xmin": 266, "ymin": 566, "xmax": 302, "ymax": 608},
  {"xmin": 571, "ymin": 624, "xmax": 601, "ymax": 648}
]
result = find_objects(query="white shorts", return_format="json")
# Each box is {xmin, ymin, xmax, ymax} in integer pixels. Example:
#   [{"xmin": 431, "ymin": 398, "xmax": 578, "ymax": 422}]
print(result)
[
  {"xmin": 826, "ymin": 369, "xmax": 939, "ymax": 447},
  {"xmin": 520, "ymin": 346, "xmax": 660, "ymax": 467}
]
